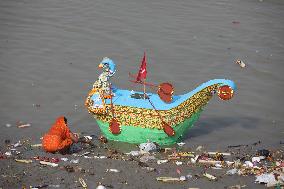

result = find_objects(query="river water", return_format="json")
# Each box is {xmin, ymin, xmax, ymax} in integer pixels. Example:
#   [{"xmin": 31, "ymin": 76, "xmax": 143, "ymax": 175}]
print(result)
[{"xmin": 0, "ymin": 0, "xmax": 283, "ymax": 149}]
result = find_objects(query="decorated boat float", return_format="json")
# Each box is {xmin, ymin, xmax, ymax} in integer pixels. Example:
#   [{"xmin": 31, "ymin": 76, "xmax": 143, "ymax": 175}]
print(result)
[{"xmin": 85, "ymin": 54, "xmax": 236, "ymax": 145}]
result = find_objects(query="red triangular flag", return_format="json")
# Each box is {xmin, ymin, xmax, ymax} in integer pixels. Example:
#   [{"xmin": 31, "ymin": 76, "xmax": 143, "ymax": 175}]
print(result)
[{"xmin": 136, "ymin": 52, "xmax": 147, "ymax": 82}]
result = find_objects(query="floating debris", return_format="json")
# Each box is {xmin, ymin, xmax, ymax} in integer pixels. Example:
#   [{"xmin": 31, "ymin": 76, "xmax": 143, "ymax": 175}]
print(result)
[
  {"xmin": 61, "ymin": 158, "xmax": 68, "ymax": 161},
  {"xmin": 235, "ymin": 59, "xmax": 246, "ymax": 68},
  {"xmin": 157, "ymin": 159, "xmax": 168, "ymax": 164},
  {"xmin": 96, "ymin": 185, "xmax": 107, "ymax": 189},
  {"xmin": 139, "ymin": 141, "xmax": 157, "ymax": 152},
  {"xmin": 31, "ymin": 144, "xmax": 42, "ymax": 147},
  {"xmin": 15, "ymin": 159, "xmax": 33, "ymax": 164},
  {"xmin": 17, "ymin": 123, "xmax": 31, "ymax": 128},
  {"xmin": 175, "ymin": 161, "xmax": 183, "ymax": 165},
  {"xmin": 70, "ymin": 159, "xmax": 79, "ymax": 164},
  {"xmin": 106, "ymin": 169, "xmax": 120, "ymax": 173},
  {"xmin": 203, "ymin": 173, "xmax": 217, "ymax": 181},
  {"xmin": 208, "ymin": 152, "xmax": 231, "ymax": 156},
  {"xmin": 126, "ymin": 151, "xmax": 143, "ymax": 156},
  {"xmin": 79, "ymin": 177, "xmax": 87, "ymax": 188},
  {"xmin": 156, "ymin": 176, "xmax": 187, "ymax": 182},
  {"xmin": 177, "ymin": 142, "xmax": 185, "ymax": 147},
  {"xmin": 39, "ymin": 161, "xmax": 58, "ymax": 167},
  {"xmin": 196, "ymin": 145, "xmax": 203, "ymax": 152}
]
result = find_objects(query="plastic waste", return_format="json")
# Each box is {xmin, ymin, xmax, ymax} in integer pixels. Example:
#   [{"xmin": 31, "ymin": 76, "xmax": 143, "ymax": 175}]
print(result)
[
  {"xmin": 157, "ymin": 159, "xmax": 168, "ymax": 164},
  {"xmin": 226, "ymin": 168, "xmax": 238, "ymax": 175},
  {"xmin": 255, "ymin": 173, "xmax": 276, "ymax": 184},
  {"xmin": 139, "ymin": 141, "xmax": 157, "ymax": 152},
  {"xmin": 70, "ymin": 159, "xmax": 79, "ymax": 164},
  {"xmin": 96, "ymin": 185, "xmax": 106, "ymax": 189},
  {"xmin": 106, "ymin": 169, "xmax": 120, "ymax": 173},
  {"xmin": 175, "ymin": 161, "xmax": 183, "ymax": 165},
  {"xmin": 126, "ymin": 151, "xmax": 142, "ymax": 156},
  {"xmin": 203, "ymin": 173, "xmax": 217, "ymax": 180},
  {"xmin": 235, "ymin": 59, "xmax": 246, "ymax": 68},
  {"xmin": 79, "ymin": 177, "xmax": 87, "ymax": 188},
  {"xmin": 39, "ymin": 161, "xmax": 58, "ymax": 167},
  {"xmin": 177, "ymin": 142, "xmax": 185, "ymax": 147}
]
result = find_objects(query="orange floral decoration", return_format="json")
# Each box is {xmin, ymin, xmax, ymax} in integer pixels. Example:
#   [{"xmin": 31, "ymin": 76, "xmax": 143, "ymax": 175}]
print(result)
[
  {"xmin": 218, "ymin": 85, "xmax": 234, "ymax": 100},
  {"xmin": 42, "ymin": 116, "xmax": 73, "ymax": 153}
]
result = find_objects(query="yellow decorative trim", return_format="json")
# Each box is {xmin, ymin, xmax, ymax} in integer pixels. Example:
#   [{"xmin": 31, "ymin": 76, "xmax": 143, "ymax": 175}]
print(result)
[{"xmin": 85, "ymin": 84, "xmax": 219, "ymax": 130}]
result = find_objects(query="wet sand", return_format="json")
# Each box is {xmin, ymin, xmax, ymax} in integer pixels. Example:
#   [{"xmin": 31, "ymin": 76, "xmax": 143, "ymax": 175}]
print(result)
[{"xmin": 0, "ymin": 0, "xmax": 283, "ymax": 188}]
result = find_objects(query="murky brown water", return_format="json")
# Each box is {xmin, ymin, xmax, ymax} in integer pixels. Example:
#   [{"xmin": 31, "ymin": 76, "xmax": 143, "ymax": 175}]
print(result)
[{"xmin": 1, "ymin": 0, "xmax": 283, "ymax": 150}]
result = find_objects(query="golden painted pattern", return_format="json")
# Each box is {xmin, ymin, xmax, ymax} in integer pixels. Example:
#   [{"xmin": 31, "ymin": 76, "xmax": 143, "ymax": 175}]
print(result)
[{"xmin": 85, "ymin": 84, "xmax": 219, "ymax": 130}]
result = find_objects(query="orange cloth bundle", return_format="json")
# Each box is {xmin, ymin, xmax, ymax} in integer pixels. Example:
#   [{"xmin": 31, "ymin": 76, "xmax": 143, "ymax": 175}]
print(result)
[{"xmin": 42, "ymin": 116, "xmax": 73, "ymax": 153}]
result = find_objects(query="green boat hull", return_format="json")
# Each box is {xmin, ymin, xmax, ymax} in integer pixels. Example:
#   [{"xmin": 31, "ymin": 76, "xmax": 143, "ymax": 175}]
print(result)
[{"xmin": 96, "ymin": 109, "xmax": 202, "ymax": 145}]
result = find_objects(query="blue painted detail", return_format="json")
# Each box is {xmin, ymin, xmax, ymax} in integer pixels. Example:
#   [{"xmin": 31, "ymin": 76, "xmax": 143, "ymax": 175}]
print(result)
[
  {"xmin": 101, "ymin": 57, "xmax": 116, "ymax": 76},
  {"xmin": 90, "ymin": 79, "xmax": 236, "ymax": 110}
]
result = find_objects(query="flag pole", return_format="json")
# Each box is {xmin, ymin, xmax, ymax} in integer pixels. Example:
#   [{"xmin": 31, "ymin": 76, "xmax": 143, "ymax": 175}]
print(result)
[{"xmin": 143, "ymin": 78, "xmax": 146, "ymax": 99}]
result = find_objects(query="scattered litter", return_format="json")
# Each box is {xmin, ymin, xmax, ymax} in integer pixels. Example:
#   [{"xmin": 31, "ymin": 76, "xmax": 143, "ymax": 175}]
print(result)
[
  {"xmin": 203, "ymin": 173, "xmax": 217, "ymax": 181},
  {"xmin": 61, "ymin": 158, "xmax": 68, "ymax": 161},
  {"xmin": 39, "ymin": 161, "xmax": 58, "ymax": 167},
  {"xmin": 17, "ymin": 123, "xmax": 31, "ymax": 128},
  {"xmin": 190, "ymin": 155, "xmax": 199, "ymax": 164},
  {"xmin": 232, "ymin": 21, "xmax": 240, "ymax": 24},
  {"xmin": 13, "ymin": 141, "xmax": 22, "ymax": 147},
  {"xmin": 177, "ymin": 142, "xmax": 185, "ymax": 147},
  {"xmin": 139, "ymin": 141, "xmax": 157, "ymax": 152},
  {"xmin": 235, "ymin": 59, "xmax": 246, "ymax": 68},
  {"xmin": 70, "ymin": 159, "xmax": 79, "ymax": 164},
  {"xmin": 208, "ymin": 152, "xmax": 231, "ymax": 156},
  {"xmin": 255, "ymin": 173, "xmax": 276, "ymax": 184},
  {"xmin": 225, "ymin": 185, "xmax": 246, "ymax": 189},
  {"xmin": 48, "ymin": 185, "xmax": 60, "ymax": 188},
  {"xmin": 244, "ymin": 161, "xmax": 254, "ymax": 168},
  {"xmin": 79, "ymin": 177, "xmax": 87, "ymax": 188},
  {"xmin": 30, "ymin": 184, "xmax": 48, "ymax": 189},
  {"xmin": 126, "ymin": 151, "xmax": 142, "ymax": 156},
  {"xmin": 156, "ymin": 176, "xmax": 186, "ymax": 182},
  {"xmin": 179, "ymin": 176, "xmax": 187, "ymax": 181},
  {"xmin": 96, "ymin": 185, "xmax": 107, "ymax": 189},
  {"xmin": 186, "ymin": 174, "xmax": 193, "ymax": 179},
  {"xmin": 4, "ymin": 152, "xmax": 12, "ymax": 156},
  {"xmin": 94, "ymin": 155, "xmax": 107, "ymax": 159},
  {"xmin": 196, "ymin": 145, "xmax": 203, "ymax": 151},
  {"xmin": 213, "ymin": 163, "xmax": 223, "ymax": 169},
  {"xmin": 257, "ymin": 149, "xmax": 270, "ymax": 157},
  {"xmin": 175, "ymin": 161, "xmax": 183, "ymax": 165},
  {"xmin": 31, "ymin": 144, "xmax": 42, "ymax": 147},
  {"xmin": 252, "ymin": 156, "xmax": 262, "ymax": 163},
  {"xmin": 169, "ymin": 152, "xmax": 195, "ymax": 160},
  {"xmin": 198, "ymin": 160, "xmax": 222, "ymax": 165},
  {"xmin": 106, "ymin": 169, "xmax": 120, "ymax": 173},
  {"xmin": 5, "ymin": 123, "xmax": 11, "ymax": 128},
  {"xmin": 226, "ymin": 168, "xmax": 238, "ymax": 175},
  {"xmin": 157, "ymin": 159, "xmax": 168, "ymax": 164},
  {"xmin": 15, "ymin": 159, "xmax": 33, "ymax": 164}
]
